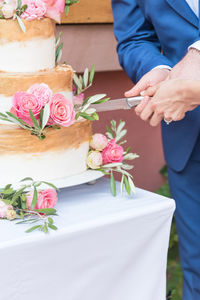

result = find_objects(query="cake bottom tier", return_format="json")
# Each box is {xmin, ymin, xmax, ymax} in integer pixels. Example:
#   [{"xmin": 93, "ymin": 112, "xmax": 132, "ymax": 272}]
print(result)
[{"xmin": 0, "ymin": 120, "xmax": 91, "ymax": 186}]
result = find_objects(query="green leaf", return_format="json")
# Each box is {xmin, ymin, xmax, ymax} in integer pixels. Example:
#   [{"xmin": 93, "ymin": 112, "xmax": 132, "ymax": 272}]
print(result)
[
  {"xmin": 16, "ymin": 15, "xmax": 26, "ymax": 33},
  {"xmin": 35, "ymin": 208, "xmax": 57, "ymax": 215},
  {"xmin": 78, "ymin": 112, "xmax": 96, "ymax": 121},
  {"xmin": 26, "ymin": 225, "xmax": 41, "ymax": 233},
  {"xmin": 128, "ymin": 177, "xmax": 136, "ymax": 194},
  {"xmin": 116, "ymin": 121, "xmax": 126, "ymax": 136},
  {"xmin": 106, "ymin": 125, "xmax": 114, "ymax": 137},
  {"xmin": 20, "ymin": 177, "xmax": 33, "ymax": 182},
  {"xmin": 115, "ymin": 129, "xmax": 127, "ymax": 143},
  {"xmin": 56, "ymin": 32, "xmax": 63, "ymax": 47},
  {"xmin": 12, "ymin": 186, "xmax": 27, "ymax": 203},
  {"xmin": 56, "ymin": 42, "xmax": 63, "ymax": 63},
  {"xmin": 83, "ymin": 68, "xmax": 89, "ymax": 88},
  {"xmin": 48, "ymin": 217, "xmax": 53, "ymax": 224},
  {"xmin": 110, "ymin": 120, "xmax": 116, "ymax": 131},
  {"xmin": 123, "ymin": 153, "xmax": 139, "ymax": 160},
  {"xmin": 17, "ymin": 0, "xmax": 22, "ymax": 10},
  {"xmin": 121, "ymin": 163, "xmax": 134, "ymax": 170},
  {"xmin": 93, "ymin": 97, "xmax": 110, "ymax": 104},
  {"xmin": 42, "ymin": 103, "xmax": 50, "ymax": 129},
  {"xmin": 120, "ymin": 174, "xmax": 125, "ymax": 195},
  {"xmin": 48, "ymin": 223, "xmax": 58, "ymax": 231},
  {"xmin": 89, "ymin": 64, "xmax": 95, "ymax": 84},
  {"xmin": 110, "ymin": 171, "xmax": 116, "ymax": 196},
  {"xmin": 103, "ymin": 162, "xmax": 123, "ymax": 168},
  {"xmin": 73, "ymin": 73, "xmax": 82, "ymax": 92},
  {"xmin": 29, "ymin": 109, "xmax": 41, "ymax": 129},
  {"xmin": 41, "ymin": 181, "xmax": 59, "ymax": 191},
  {"xmin": 124, "ymin": 176, "xmax": 131, "ymax": 195},
  {"xmin": 87, "ymin": 94, "xmax": 107, "ymax": 104},
  {"xmin": 31, "ymin": 187, "xmax": 38, "ymax": 210}
]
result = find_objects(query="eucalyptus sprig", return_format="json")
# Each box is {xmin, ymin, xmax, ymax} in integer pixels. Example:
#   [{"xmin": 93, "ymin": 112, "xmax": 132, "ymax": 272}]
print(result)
[
  {"xmin": 75, "ymin": 93, "xmax": 110, "ymax": 121},
  {"xmin": 55, "ymin": 32, "xmax": 63, "ymax": 63},
  {"xmin": 15, "ymin": 0, "xmax": 27, "ymax": 33},
  {"xmin": 0, "ymin": 178, "xmax": 59, "ymax": 234},
  {"xmin": 65, "ymin": 0, "xmax": 79, "ymax": 16},
  {"xmin": 102, "ymin": 120, "xmax": 139, "ymax": 196},
  {"xmin": 0, "ymin": 104, "xmax": 59, "ymax": 140},
  {"xmin": 73, "ymin": 65, "xmax": 95, "ymax": 95}
]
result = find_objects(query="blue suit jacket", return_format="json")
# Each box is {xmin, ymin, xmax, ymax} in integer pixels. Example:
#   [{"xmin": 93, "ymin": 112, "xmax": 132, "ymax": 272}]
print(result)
[{"xmin": 112, "ymin": 0, "xmax": 200, "ymax": 171}]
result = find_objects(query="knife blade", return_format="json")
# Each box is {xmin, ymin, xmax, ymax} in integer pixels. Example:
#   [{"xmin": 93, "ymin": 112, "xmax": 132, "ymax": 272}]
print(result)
[{"xmin": 91, "ymin": 96, "xmax": 144, "ymax": 112}]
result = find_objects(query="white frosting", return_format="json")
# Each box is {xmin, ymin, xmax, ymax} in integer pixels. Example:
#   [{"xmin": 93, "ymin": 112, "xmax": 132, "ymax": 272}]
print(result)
[
  {"xmin": 0, "ymin": 142, "xmax": 89, "ymax": 185},
  {"xmin": 0, "ymin": 37, "xmax": 55, "ymax": 72}
]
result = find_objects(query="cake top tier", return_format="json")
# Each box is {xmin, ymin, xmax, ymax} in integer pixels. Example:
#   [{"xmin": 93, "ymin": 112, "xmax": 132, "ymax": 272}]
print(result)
[{"xmin": 0, "ymin": 18, "xmax": 56, "ymax": 73}]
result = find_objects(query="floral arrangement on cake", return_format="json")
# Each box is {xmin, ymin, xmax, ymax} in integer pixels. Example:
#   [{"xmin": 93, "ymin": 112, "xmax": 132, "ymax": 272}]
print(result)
[
  {"xmin": 0, "ymin": 65, "xmax": 108, "ymax": 140},
  {"xmin": 0, "ymin": 0, "xmax": 77, "ymax": 32},
  {"xmin": 87, "ymin": 120, "xmax": 139, "ymax": 196}
]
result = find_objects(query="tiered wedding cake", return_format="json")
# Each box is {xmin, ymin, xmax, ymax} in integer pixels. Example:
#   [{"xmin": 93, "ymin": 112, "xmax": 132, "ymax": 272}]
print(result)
[{"xmin": 0, "ymin": 16, "xmax": 91, "ymax": 185}]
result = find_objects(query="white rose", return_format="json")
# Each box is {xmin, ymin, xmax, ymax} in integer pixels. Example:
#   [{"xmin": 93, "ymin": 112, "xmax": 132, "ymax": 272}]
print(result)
[{"xmin": 2, "ymin": 4, "xmax": 15, "ymax": 18}]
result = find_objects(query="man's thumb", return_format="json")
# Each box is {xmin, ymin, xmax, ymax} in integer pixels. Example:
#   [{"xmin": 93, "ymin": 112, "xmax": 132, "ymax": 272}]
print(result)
[{"xmin": 125, "ymin": 79, "xmax": 149, "ymax": 97}]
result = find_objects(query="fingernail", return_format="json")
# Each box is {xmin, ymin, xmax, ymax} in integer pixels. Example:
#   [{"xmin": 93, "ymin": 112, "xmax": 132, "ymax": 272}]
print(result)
[{"xmin": 140, "ymin": 91, "xmax": 145, "ymax": 96}]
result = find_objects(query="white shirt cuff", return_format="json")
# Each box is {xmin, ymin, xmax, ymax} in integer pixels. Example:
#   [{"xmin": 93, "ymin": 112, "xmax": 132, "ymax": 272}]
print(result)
[
  {"xmin": 152, "ymin": 65, "xmax": 172, "ymax": 71},
  {"xmin": 188, "ymin": 40, "xmax": 200, "ymax": 52}
]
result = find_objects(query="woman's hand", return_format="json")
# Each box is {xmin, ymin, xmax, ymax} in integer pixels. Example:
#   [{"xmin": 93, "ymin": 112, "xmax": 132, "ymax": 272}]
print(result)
[{"xmin": 138, "ymin": 79, "xmax": 200, "ymax": 126}]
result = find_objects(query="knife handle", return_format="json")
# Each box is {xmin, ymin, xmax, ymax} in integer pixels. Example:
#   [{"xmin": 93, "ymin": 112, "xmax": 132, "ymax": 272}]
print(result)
[{"xmin": 126, "ymin": 96, "xmax": 144, "ymax": 108}]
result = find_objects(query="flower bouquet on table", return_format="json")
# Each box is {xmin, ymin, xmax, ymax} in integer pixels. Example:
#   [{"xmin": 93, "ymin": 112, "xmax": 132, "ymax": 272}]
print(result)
[{"xmin": 0, "ymin": 178, "xmax": 58, "ymax": 233}]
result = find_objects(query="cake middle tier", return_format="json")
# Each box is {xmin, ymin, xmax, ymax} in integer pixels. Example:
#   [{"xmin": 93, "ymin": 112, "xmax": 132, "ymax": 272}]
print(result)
[{"xmin": 0, "ymin": 65, "xmax": 73, "ymax": 115}]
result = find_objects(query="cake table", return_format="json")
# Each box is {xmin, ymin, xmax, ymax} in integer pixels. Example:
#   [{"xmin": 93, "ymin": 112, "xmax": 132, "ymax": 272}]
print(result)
[{"xmin": 0, "ymin": 178, "xmax": 175, "ymax": 300}]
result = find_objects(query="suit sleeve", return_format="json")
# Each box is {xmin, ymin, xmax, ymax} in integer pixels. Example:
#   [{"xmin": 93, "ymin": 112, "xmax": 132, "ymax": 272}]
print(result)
[{"xmin": 112, "ymin": 0, "xmax": 173, "ymax": 83}]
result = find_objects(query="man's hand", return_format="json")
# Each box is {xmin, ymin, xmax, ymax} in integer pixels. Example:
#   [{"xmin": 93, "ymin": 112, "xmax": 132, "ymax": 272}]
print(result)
[
  {"xmin": 141, "ymin": 79, "xmax": 199, "ymax": 126},
  {"xmin": 124, "ymin": 68, "xmax": 170, "ymax": 115},
  {"xmin": 169, "ymin": 49, "xmax": 200, "ymax": 80}
]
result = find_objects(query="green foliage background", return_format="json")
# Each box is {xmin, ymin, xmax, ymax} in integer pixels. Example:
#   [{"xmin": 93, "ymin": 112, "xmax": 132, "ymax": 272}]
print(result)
[{"xmin": 156, "ymin": 166, "xmax": 183, "ymax": 300}]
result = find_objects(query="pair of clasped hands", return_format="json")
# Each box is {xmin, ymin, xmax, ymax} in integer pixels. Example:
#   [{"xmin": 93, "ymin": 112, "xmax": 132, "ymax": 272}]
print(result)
[{"xmin": 125, "ymin": 49, "xmax": 200, "ymax": 126}]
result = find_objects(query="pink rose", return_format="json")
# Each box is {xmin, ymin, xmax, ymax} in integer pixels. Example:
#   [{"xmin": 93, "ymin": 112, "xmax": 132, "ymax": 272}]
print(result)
[
  {"xmin": 26, "ymin": 189, "xmax": 58, "ymax": 210},
  {"xmin": 50, "ymin": 94, "xmax": 75, "ymax": 127},
  {"xmin": 102, "ymin": 139, "xmax": 124, "ymax": 164},
  {"xmin": 90, "ymin": 134, "xmax": 108, "ymax": 151},
  {"xmin": 28, "ymin": 83, "xmax": 52, "ymax": 106},
  {"xmin": 12, "ymin": 92, "xmax": 42, "ymax": 126},
  {"xmin": 73, "ymin": 93, "xmax": 84, "ymax": 105},
  {"xmin": 43, "ymin": 0, "xmax": 65, "ymax": 23},
  {"xmin": 21, "ymin": 0, "xmax": 47, "ymax": 20}
]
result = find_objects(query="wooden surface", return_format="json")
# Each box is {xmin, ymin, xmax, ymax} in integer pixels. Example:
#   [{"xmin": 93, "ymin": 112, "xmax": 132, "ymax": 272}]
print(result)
[{"xmin": 61, "ymin": 0, "xmax": 113, "ymax": 24}]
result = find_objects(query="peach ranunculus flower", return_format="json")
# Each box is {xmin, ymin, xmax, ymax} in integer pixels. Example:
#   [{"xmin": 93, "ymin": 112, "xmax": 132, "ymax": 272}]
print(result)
[
  {"xmin": 49, "ymin": 94, "xmax": 75, "ymax": 127},
  {"xmin": 87, "ymin": 151, "xmax": 103, "ymax": 169},
  {"xmin": 21, "ymin": 0, "xmax": 47, "ymax": 20},
  {"xmin": 102, "ymin": 139, "xmax": 124, "ymax": 164},
  {"xmin": 90, "ymin": 134, "xmax": 108, "ymax": 151},
  {"xmin": 28, "ymin": 83, "xmax": 52, "ymax": 106},
  {"xmin": 43, "ymin": 0, "xmax": 65, "ymax": 23},
  {"xmin": 12, "ymin": 91, "xmax": 42, "ymax": 126},
  {"xmin": 26, "ymin": 189, "xmax": 58, "ymax": 210}
]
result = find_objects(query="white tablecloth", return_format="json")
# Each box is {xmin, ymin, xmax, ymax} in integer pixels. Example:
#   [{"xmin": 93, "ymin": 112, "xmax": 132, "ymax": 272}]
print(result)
[{"xmin": 0, "ymin": 178, "xmax": 175, "ymax": 300}]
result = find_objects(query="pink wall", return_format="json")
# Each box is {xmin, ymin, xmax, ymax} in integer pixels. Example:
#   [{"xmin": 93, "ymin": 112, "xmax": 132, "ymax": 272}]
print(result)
[{"xmin": 58, "ymin": 25, "xmax": 166, "ymax": 192}]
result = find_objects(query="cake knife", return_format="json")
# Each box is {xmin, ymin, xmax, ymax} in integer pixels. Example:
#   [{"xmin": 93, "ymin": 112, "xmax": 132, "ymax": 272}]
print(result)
[{"xmin": 91, "ymin": 96, "xmax": 144, "ymax": 112}]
